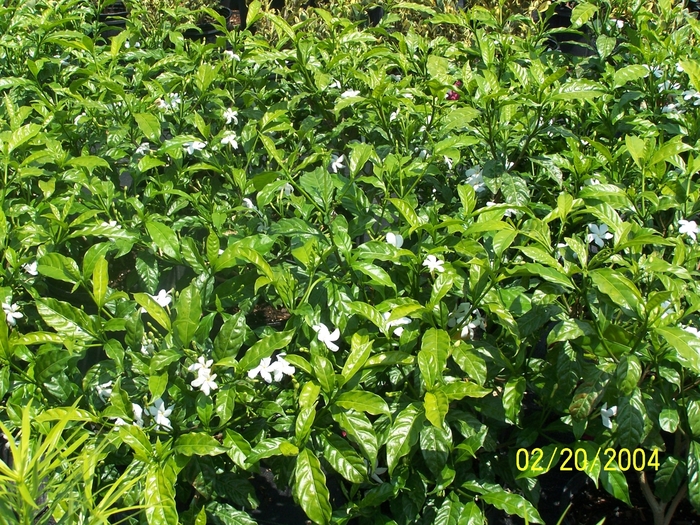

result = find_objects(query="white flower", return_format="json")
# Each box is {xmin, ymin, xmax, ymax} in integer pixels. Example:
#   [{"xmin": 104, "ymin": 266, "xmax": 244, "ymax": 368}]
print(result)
[
  {"xmin": 465, "ymin": 166, "xmax": 486, "ymax": 193},
  {"xmin": 313, "ymin": 323, "xmax": 341, "ymax": 352},
  {"xmin": 22, "ymin": 261, "xmax": 38, "ymax": 276},
  {"xmin": 444, "ymin": 156, "xmax": 453, "ymax": 170},
  {"xmin": 658, "ymin": 80, "xmax": 680, "ymax": 91},
  {"xmin": 191, "ymin": 368, "xmax": 218, "ymax": 396},
  {"xmin": 330, "ymin": 154, "xmax": 345, "ymax": 174},
  {"xmin": 678, "ymin": 220, "xmax": 699, "ymax": 241},
  {"xmin": 221, "ymin": 131, "xmax": 238, "ymax": 149},
  {"xmin": 156, "ymin": 99, "xmax": 168, "ymax": 110},
  {"xmin": 224, "ymin": 50, "xmax": 240, "ymax": 61},
  {"xmin": 100, "ymin": 220, "xmax": 120, "ymax": 228},
  {"xmin": 459, "ymin": 310, "xmax": 486, "ymax": 339},
  {"xmin": 644, "ymin": 65, "xmax": 663, "ymax": 78},
  {"xmin": 683, "ymin": 325, "xmax": 700, "ymax": 337},
  {"xmin": 389, "ymin": 108, "xmax": 400, "ymax": 122},
  {"xmin": 147, "ymin": 398, "xmax": 173, "ymax": 430},
  {"xmin": 170, "ymin": 93, "xmax": 181, "ymax": 107},
  {"xmin": 74, "ymin": 113, "xmax": 86, "ymax": 125},
  {"xmin": 270, "ymin": 354, "xmax": 295, "ymax": 382},
  {"xmin": 611, "ymin": 18, "xmax": 624, "ymax": 29},
  {"xmin": 2, "ymin": 303, "xmax": 22, "ymax": 327},
  {"xmin": 183, "ymin": 141, "xmax": 206, "ymax": 155},
  {"xmin": 95, "ymin": 381, "xmax": 113, "ymax": 402},
  {"xmin": 150, "ymin": 289, "xmax": 172, "ymax": 308},
  {"xmin": 422, "ymin": 254, "xmax": 445, "ymax": 273},
  {"xmin": 382, "ymin": 312, "xmax": 411, "ymax": 337},
  {"xmin": 135, "ymin": 142, "xmax": 150, "ymax": 156},
  {"xmin": 328, "ymin": 79, "xmax": 341, "ymax": 90},
  {"xmin": 283, "ymin": 183, "xmax": 294, "ymax": 196},
  {"xmin": 587, "ymin": 224, "xmax": 613, "ymax": 248},
  {"xmin": 340, "ymin": 89, "xmax": 360, "ymax": 98},
  {"xmin": 662, "ymin": 103, "xmax": 682, "ymax": 114},
  {"xmin": 242, "ymin": 198, "xmax": 256, "ymax": 209},
  {"xmin": 385, "ymin": 232, "xmax": 403, "ymax": 249},
  {"xmin": 683, "ymin": 90, "xmax": 700, "ymax": 105},
  {"xmin": 188, "ymin": 356, "xmax": 214, "ymax": 374},
  {"xmin": 248, "ymin": 357, "xmax": 276, "ymax": 383},
  {"xmin": 223, "ymin": 108, "xmax": 239, "ymax": 124},
  {"xmin": 600, "ymin": 403, "xmax": 617, "ymax": 429},
  {"xmin": 132, "ymin": 403, "xmax": 144, "ymax": 427}
]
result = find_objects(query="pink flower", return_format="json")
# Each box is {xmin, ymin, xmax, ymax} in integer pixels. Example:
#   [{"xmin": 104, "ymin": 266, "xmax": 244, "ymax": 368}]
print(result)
[{"xmin": 446, "ymin": 90, "xmax": 460, "ymax": 101}]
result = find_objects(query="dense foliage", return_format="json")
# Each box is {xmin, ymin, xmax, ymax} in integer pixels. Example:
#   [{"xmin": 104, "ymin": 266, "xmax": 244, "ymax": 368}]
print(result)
[{"xmin": 1, "ymin": 0, "xmax": 700, "ymax": 523}]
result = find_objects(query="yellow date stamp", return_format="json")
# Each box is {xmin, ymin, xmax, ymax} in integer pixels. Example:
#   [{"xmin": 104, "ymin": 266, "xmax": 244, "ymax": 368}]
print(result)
[{"xmin": 515, "ymin": 447, "xmax": 660, "ymax": 472}]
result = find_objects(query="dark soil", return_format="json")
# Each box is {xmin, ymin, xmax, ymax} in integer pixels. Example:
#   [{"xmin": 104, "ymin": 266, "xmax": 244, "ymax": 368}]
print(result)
[{"xmin": 246, "ymin": 304, "xmax": 291, "ymax": 330}]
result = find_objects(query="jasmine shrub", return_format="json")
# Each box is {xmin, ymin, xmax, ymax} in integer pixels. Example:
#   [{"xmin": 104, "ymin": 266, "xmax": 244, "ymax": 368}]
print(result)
[{"xmin": 1, "ymin": 0, "xmax": 700, "ymax": 524}]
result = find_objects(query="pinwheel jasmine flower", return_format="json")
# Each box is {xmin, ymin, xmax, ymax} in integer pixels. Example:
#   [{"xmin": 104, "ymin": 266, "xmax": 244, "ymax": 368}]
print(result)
[
  {"xmin": 464, "ymin": 166, "xmax": 486, "ymax": 193},
  {"xmin": 382, "ymin": 312, "xmax": 411, "ymax": 337},
  {"xmin": 330, "ymin": 154, "xmax": 345, "ymax": 174},
  {"xmin": 248, "ymin": 357, "xmax": 276, "ymax": 383},
  {"xmin": 679, "ymin": 219, "xmax": 699, "ymax": 240},
  {"xmin": 283, "ymin": 183, "xmax": 294, "ymax": 196},
  {"xmin": 183, "ymin": 141, "xmax": 206, "ymax": 155},
  {"xmin": 340, "ymin": 89, "xmax": 360, "ymax": 98},
  {"xmin": 188, "ymin": 356, "xmax": 214, "ymax": 374},
  {"xmin": 389, "ymin": 108, "xmax": 400, "ymax": 122},
  {"xmin": 2, "ymin": 303, "xmax": 22, "ymax": 327},
  {"xmin": 223, "ymin": 108, "xmax": 239, "ymax": 124},
  {"xmin": 95, "ymin": 381, "xmax": 113, "ymax": 402},
  {"xmin": 313, "ymin": 323, "xmax": 341, "ymax": 352},
  {"xmin": 135, "ymin": 142, "xmax": 150, "ymax": 156},
  {"xmin": 22, "ymin": 261, "xmax": 38, "ymax": 276},
  {"xmin": 170, "ymin": 93, "xmax": 182, "ymax": 107},
  {"xmin": 224, "ymin": 50, "xmax": 240, "ymax": 61},
  {"xmin": 191, "ymin": 368, "xmax": 218, "ymax": 396},
  {"xmin": 587, "ymin": 224, "xmax": 613, "ymax": 248},
  {"xmin": 150, "ymin": 289, "xmax": 172, "ymax": 308},
  {"xmin": 148, "ymin": 398, "xmax": 173, "ymax": 430},
  {"xmin": 385, "ymin": 232, "xmax": 403, "ymax": 249},
  {"xmin": 444, "ymin": 156, "xmax": 453, "ymax": 170},
  {"xmin": 270, "ymin": 354, "xmax": 295, "ymax": 382},
  {"xmin": 600, "ymin": 403, "xmax": 617, "ymax": 429},
  {"xmin": 422, "ymin": 254, "xmax": 445, "ymax": 273},
  {"xmin": 100, "ymin": 220, "xmax": 120, "ymax": 228},
  {"xmin": 328, "ymin": 79, "xmax": 341, "ymax": 89},
  {"xmin": 242, "ymin": 198, "xmax": 256, "ymax": 209},
  {"xmin": 221, "ymin": 131, "xmax": 238, "ymax": 148},
  {"xmin": 113, "ymin": 403, "xmax": 144, "ymax": 428}
]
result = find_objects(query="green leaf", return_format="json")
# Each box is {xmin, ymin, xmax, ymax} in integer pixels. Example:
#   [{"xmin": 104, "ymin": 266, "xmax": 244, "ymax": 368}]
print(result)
[
  {"xmin": 389, "ymin": 198, "xmax": 422, "ymax": 229},
  {"xmin": 451, "ymin": 345, "xmax": 487, "ymax": 385},
  {"xmin": 145, "ymin": 463, "xmax": 179, "ymax": 525},
  {"xmin": 238, "ymin": 330, "xmax": 296, "ymax": 372},
  {"xmin": 215, "ymin": 246, "xmax": 274, "ymax": 281},
  {"xmin": 569, "ymin": 369, "xmax": 606, "ymax": 421},
  {"xmin": 654, "ymin": 456, "xmax": 685, "ymax": 503},
  {"xmin": 335, "ymin": 391, "xmax": 390, "ymax": 416},
  {"xmin": 174, "ymin": 433, "xmax": 228, "ymax": 456},
  {"xmin": 332, "ymin": 409, "xmax": 378, "ymax": 464},
  {"xmin": 215, "ymin": 386, "xmax": 235, "ymax": 424},
  {"xmin": 688, "ymin": 441, "xmax": 700, "ymax": 512},
  {"xmin": 36, "ymin": 298, "xmax": 96, "ymax": 341},
  {"xmin": 386, "ymin": 403, "xmax": 424, "ymax": 474},
  {"xmin": 600, "ymin": 463, "xmax": 631, "ymax": 506},
  {"xmin": 552, "ymin": 79, "xmax": 603, "ymax": 101},
  {"xmin": 688, "ymin": 399, "xmax": 700, "ymax": 438},
  {"xmin": 134, "ymin": 113, "xmax": 161, "ymax": 142},
  {"xmin": 133, "ymin": 292, "xmax": 171, "ymax": 332},
  {"xmin": 613, "ymin": 65, "xmax": 649, "ymax": 88},
  {"xmin": 570, "ymin": 2, "xmax": 598, "ymax": 27},
  {"xmin": 424, "ymin": 390, "xmax": 449, "ymax": 428},
  {"xmin": 625, "ymin": 135, "xmax": 647, "ymax": 169},
  {"xmin": 214, "ymin": 313, "xmax": 247, "ymax": 360},
  {"xmin": 294, "ymin": 449, "xmax": 332, "ymax": 525},
  {"xmin": 299, "ymin": 167, "xmax": 334, "ymax": 210},
  {"xmin": 597, "ymin": 35, "xmax": 616, "ymax": 59},
  {"xmin": 146, "ymin": 221, "xmax": 180, "ymax": 260},
  {"xmin": 503, "ymin": 377, "xmax": 526, "ymax": 425},
  {"xmin": 617, "ymin": 389, "xmax": 645, "ymax": 449},
  {"xmin": 321, "ymin": 434, "xmax": 366, "ymax": 483},
  {"xmin": 173, "ymin": 284, "xmax": 201, "ymax": 348},
  {"xmin": 119, "ymin": 425, "xmax": 152, "ymax": 462},
  {"xmin": 38, "ymin": 253, "xmax": 82, "ymax": 285},
  {"xmin": 208, "ymin": 502, "xmax": 257, "ymax": 525},
  {"xmin": 656, "ymin": 326, "xmax": 700, "ymax": 374},
  {"xmin": 353, "ymin": 261, "xmax": 396, "ymax": 291},
  {"xmin": 7, "ymin": 123, "xmax": 40, "ymax": 153},
  {"xmin": 92, "ymin": 256, "xmax": 109, "ymax": 310},
  {"xmin": 500, "ymin": 173, "xmax": 530, "ymax": 207},
  {"xmin": 479, "ymin": 489, "xmax": 543, "ymax": 523},
  {"xmin": 348, "ymin": 301, "xmax": 386, "ymax": 332},
  {"xmin": 224, "ymin": 430, "xmax": 252, "ymax": 470},
  {"xmin": 418, "ymin": 328, "xmax": 450, "ymax": 389},
  {"xmin": 615, "ymin": 355, "xmax": 642, "ymax": 396},
  {"xmin": 434, "ymin": 492, "xmax": 464, "ymax": 525},
  {"xmin": 439, "ymin": 381, "xmax": 490, "ymax": 400},
  {"xmin": 341, "ymin": 333, "xmax": 372, "ymax": 385},
  {"xmin": 659, "ymin": 408, "xmax": 679, "ymax": 433},
  {"xmin": 589, "ymin": 269, "xmax": 642, "ymax": 317}
]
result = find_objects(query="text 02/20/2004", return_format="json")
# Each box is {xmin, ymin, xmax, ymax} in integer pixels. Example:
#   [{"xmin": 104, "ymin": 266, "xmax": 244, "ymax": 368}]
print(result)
[{"xmin": 515, "ymin": 447, "xmax": 660, "ymax": 473}]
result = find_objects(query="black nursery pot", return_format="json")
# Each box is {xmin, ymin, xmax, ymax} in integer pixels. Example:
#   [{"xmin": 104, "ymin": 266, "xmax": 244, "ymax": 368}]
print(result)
[
  {"xmin": 98, "ymin": 2, "xmax": 128, "ymax": 39},
  {"xmin": 183, "ymin": 6, "xmax": 232, "ymax": 43}
]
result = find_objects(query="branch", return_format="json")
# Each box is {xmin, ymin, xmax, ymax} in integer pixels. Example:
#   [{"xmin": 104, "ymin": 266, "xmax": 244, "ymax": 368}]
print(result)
[
  {"xmin": 663, "ymin": 483, "xmax": 687, "ymax": 525},
  {"xmin": 638, "ymin": 471, "xmax": 665, "ymax": 525}
]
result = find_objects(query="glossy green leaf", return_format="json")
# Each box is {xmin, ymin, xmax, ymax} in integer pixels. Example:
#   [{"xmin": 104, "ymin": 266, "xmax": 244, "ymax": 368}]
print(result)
[
  {"xmin": 503, "ymin": 377, "xmax": 525, "ymax": 425},
  {"xmin": 656, "ymin": 327, "xmax": 700, "ymax": 374},
  {"xmin": 613, "ymin": 65, "xmax": 649, "ymax": 88},
  {"xmin": 654, "ymin": 456, "xmax": 685, "ymax": 503},
  {"xmin": 238, "ymin": 330, "xmax": 295, "ymax": 372},
  {"xmin": 386, "ymin": 403, "xmax": 424, "ymax": 474},
  {"xmin": 322, "ymin": 434, "xmax": 366, "ymax": 483},
  {"xmin": 590, "ymin": 269, "xmax": 642, "ymax": 317},
  {"xmin": 335, "ymin": 391, "xmax": 390, "ymax": 416},
  {"xmin": 134, "ymin": 112, "xmax": 161, "ymax": 142},
  {"xmin": 133, "ymin": 292, "xmax": 171, "ymax": 331},
  {"xmin": 294, "ymin": 449, "xmax": 332, "ymax": 525},
  {"xmin": 145, "ymin": 463, "xmax": 178, "ymax": 525},
  {"xmin": 332, "ymin": 409, "xmax": 378, "ymax": 463},
  {"xmin": 36, "ymin": 298, "xmax": 96, "ymax": 341},
  {"xmin": 92, "ymin": 256, "xmax": 109, "ymax": 310},
  {"xmin": 173, "ymin": 284, "xmax": 201, "ymax": 348},
  {"xmin": 174, "ymin": 433, "xmax": 227, "ymax": 456},
  {"xmin": 418, "ymin": 328, "xmax": 450, "ymax": 389},
  {"xmin": 600, "ymin": 463, "xmax": 631, "ymax": 506},
  {"xmin": 688, "ymin": 441, "xmax": 700, "ymax": 512},
  {"xmin": 341, "ymin": 333, "xmax": 372, "ymax": 385},
  {"xmin": 424, "ymin": 391, "xmax": 449, "ymax": 428},
  {"xmin": 146, "ymin": 221, "xmax": 180, "ymax": 260}
]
